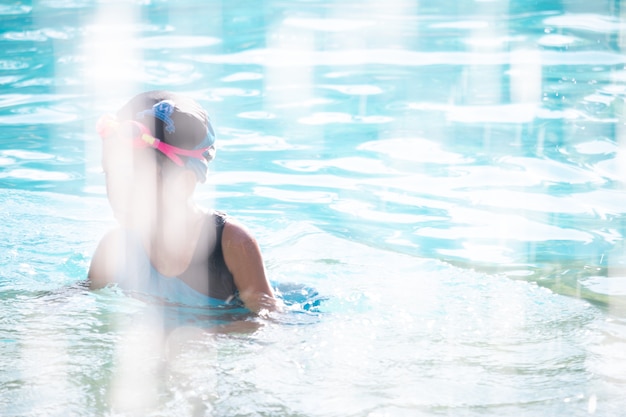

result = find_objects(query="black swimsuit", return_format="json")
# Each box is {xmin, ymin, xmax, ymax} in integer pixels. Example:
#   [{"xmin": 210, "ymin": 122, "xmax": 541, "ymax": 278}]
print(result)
[
  {"xmin": 115, "ymin": 211, "xmax": 238, "ymax": 305},
  {"xmin": 178, "ymin": 211, "xmax": 238, "ymax": 300}
]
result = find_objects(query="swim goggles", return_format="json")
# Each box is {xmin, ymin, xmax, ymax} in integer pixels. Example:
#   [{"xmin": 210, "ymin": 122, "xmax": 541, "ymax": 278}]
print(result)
[{"xmin": 96, "ymin": 100, "xmax": 215, "ymax": 181}]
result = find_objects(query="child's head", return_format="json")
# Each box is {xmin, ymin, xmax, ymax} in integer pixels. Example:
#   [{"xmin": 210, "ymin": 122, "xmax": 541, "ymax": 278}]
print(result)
[
  {"xmin": 97, "ymin": 91, "xmax": 216, "ymax": 226},
  {"xmin": 98, "ymin": 90, "xmax": 216, "ymax": 182}
]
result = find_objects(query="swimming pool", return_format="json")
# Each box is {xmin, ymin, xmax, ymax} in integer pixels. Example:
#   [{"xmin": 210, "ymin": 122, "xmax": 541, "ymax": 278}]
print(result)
[{"xmin": 1, "ymin": 0, "xmax": 626, "ymax": 415}]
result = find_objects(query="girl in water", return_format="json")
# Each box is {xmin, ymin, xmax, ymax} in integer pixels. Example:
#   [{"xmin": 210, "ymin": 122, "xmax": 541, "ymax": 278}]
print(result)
[{"xmin": 88, "ymin": 91, "xmax": 277, "ymax": 314}]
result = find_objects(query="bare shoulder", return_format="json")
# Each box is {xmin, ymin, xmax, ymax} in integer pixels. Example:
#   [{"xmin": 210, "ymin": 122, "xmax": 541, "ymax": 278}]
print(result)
[
  {"xmin": 220, "ymin": 217, "xmax": 264, "ymax": 267},
  {"xmin": 88, "ymin": 228, "xmax": 123, "ymax": 289},
  {"xmin": 221, "ymin": 217, "xmax": 258, "ymax": 248}
]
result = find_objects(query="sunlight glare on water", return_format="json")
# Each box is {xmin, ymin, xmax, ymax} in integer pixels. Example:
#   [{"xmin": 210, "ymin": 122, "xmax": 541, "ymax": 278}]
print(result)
[{"xmin": 1, "ymin": 0, "xmax": 626, "ymax": 416}]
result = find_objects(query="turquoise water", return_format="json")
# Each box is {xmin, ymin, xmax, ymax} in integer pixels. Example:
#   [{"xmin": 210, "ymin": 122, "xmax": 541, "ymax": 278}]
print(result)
[{"xmin": 1, "ymin": 0, "xmax": 626, "ymax": 415}]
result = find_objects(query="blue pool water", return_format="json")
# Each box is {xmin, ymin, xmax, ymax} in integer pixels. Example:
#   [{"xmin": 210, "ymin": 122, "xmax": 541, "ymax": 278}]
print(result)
[{"xmin": 1, "ymin": 0, "xmax": 626, "ymax": 415}]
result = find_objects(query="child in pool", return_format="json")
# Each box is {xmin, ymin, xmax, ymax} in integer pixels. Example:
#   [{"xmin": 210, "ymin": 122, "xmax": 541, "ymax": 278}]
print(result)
[{"xmin": 88, "ymin": 91, "xmax": 277, "ymax": 314}]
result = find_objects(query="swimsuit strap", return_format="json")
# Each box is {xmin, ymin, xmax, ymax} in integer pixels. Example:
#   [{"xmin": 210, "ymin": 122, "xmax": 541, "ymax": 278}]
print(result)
[{"xmin": 207, "ymin": 211, "xmax": 240, "ymax": 303}]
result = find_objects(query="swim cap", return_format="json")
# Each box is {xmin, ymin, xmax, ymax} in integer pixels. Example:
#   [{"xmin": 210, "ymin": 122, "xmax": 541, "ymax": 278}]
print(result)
[{"xmin": 114, "ymin": 90, "xmax": 216, "ymax": 182}]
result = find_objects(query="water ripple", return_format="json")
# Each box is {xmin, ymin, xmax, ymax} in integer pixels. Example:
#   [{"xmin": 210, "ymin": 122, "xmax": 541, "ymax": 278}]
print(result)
[
  {"xmin": 0, "ymin": 107, "xmax": 78, "ymax": 125},
  {"xmin": 140, "ymin": 61, "xmax": 202, "ymax": 86},
  {"xmin": 538, "ymin": 34, "xmax": 583, "ymax": 48},
  {"xmin": 415, "ymin": 208, "xmax": 595, "ymax": 243},
  {"xmin": 220, "ymin": 72, "xmax": 263, "ymax": 82},
  {"xmin": 0, "ymin": 4, "xmax": 31, "ymax": 15},
  {"xmin": 1, "ymin": 28, "xmax": 73, "ymax": 42},
  {"xmin": 321, "ymin": 84, "xmax": 384, "ymax": 95},
  {"xmin": 1, "ymin": 150, "xmax": 55, "ymax": 160},
  {"xmin": 190, "ymin": 48, "xmax": 626, "ymax": 67},
  {"xmin": 219, "ymin": 131, "xmax": 294, "ymax": 151},
  {"xmin": 359, "ymin": 138, "xmax": 472, "ymax": 164},
  {"xmin": 298, "ymin": 112, "xmax": 392, "ymax": 124},
  {"xmin": 237, "ymin": 111, "xmax": 276, "ymax": 120},
  {"xmin": 0, "ymin": 169, "xmax": 74, "ymax": 182},
  {"xmin": 134, "ymin": 35, "xmax": 221, "ymax": 49},
  {"xmin": 544, "ymin": 13, "xmax": 626, "ymax": 33},
  {"xmin": 0, "ymin": 60, "xmax": 29, "ymax": 71},
  {"xmin": 283, "ymin": 17, "xmax": 375, "ymax": 32},
  {"xmin": 276, "ymin": 157, "xmax": 396, "ymax": 174}
]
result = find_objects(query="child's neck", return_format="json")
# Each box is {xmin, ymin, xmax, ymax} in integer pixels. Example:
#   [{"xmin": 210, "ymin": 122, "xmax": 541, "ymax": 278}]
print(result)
[{"xmin": 146, "ymin": 203, "xmax": 205, "ymax": 277}]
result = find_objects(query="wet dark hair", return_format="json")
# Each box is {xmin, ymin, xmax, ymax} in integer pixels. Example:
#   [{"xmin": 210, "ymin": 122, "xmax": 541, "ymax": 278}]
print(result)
[{"xmin": 116, "ymin": 90, "xmax": 213, "ymax": 152}]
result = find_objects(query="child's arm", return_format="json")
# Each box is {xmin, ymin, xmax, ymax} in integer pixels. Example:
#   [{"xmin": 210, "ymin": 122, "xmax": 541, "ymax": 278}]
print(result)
[
  {"xmin": 221, "ymin": 220, "xmax": 278, "ymax": 314},
  {"xmin": 88, "ymin": 229, "xmax": 119, "ymax": 289}
]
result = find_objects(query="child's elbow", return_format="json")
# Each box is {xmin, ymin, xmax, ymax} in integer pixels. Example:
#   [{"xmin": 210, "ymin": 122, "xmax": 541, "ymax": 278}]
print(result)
[{"xmin": 239, "ymin": 290, "xmax": 281, "ymax": 315}]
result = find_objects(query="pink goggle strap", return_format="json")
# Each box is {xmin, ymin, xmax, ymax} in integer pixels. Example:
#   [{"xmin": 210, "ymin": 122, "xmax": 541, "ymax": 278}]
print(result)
[{"xmin": 97, "ymin": 115, "xmax": 211, "ymax": 167}]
